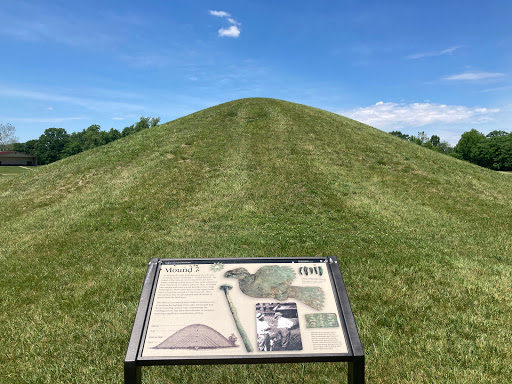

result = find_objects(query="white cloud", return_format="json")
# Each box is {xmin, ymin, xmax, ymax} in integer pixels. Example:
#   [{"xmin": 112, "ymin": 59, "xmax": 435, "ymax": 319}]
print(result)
[
  {"xmin": 481, "ymin": 85, "xmax": 512, "ymax": 93},
  {"xmin": 340, "ymin": 101, "xmax": 500, "ymax": 129},
  {"xmin": 112, "ymin": 117, "xmax": 125, "ymax": 120},
  {"xmin": 443, "ymin": 71, "xmax": 506, "ymax": 81},
  {"xmin": 209, "ymin": 10, "xmax": 230, "ymax": 18},
  {"xmin": 218, "ymin": 25, "xmax": 240, "ymax": 38},
  {"xmin": 209, "ymin": 9, "xmax": 241, "ymax": 38},
  {"xmin": 406, "ymin": 46, "xmax": 462, "ymax": 60}
]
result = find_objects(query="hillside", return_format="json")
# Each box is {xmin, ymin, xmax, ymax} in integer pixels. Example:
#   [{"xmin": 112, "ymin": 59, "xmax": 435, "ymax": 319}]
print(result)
[{"xmin": 1, "ymin": 98, "xmax": 511, "ymax": 383}]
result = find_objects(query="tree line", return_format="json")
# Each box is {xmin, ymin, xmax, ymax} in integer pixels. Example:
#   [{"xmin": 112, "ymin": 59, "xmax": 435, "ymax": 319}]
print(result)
[
  {"xmin": 390, "ymin": 129, "xmax": 512, "ymax": 171},
  {"xmin": 12, "ymin": 117, "xmax": 160, "ymax": 165},
  {"xmin": 452, "ymin": 129, "xmax": 512, "ymax": 171},
  {"xmin": 390, "ymin": 130, "xmax": 454, "ymax": 155}
]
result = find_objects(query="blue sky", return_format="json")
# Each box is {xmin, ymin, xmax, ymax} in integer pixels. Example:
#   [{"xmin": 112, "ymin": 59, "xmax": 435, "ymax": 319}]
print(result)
[{"xmin": 1, "ymin": 0, "xmax": 510, "ymax": 145}]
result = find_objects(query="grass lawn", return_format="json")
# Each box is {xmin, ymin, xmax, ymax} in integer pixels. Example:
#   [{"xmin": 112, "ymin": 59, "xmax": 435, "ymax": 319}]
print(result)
[
  {"xmin": 1, "ymin": 98, "xmax": 511, "ymax": 383},
  {"xmin": 0, "ymin": 166, "xmax": 37, "ymax": 176}
]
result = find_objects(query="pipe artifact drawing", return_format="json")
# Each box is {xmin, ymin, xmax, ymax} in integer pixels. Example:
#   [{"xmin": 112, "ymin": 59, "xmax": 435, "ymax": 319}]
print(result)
[{"xmin": 220, "ymin": 284, "xmax": 254, "ymax": 352}]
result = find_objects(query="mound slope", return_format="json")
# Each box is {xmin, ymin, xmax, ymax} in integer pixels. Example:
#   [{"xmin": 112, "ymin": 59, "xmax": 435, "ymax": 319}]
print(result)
[{"xmin": 1, "ymin": 98, "xmax": 511, "ymax": 383}]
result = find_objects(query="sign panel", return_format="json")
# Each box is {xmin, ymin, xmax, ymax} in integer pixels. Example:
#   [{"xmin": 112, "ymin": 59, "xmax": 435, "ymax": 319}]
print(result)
[{"xmin": 140, "ymin": 259, "xmax": 348, "ymax": 359}]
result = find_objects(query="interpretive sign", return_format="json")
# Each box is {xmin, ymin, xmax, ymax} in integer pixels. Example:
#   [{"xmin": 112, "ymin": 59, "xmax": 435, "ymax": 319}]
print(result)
[{"xmin": 125, "ymin": 257, "xmax": 364, "ymax": 383}]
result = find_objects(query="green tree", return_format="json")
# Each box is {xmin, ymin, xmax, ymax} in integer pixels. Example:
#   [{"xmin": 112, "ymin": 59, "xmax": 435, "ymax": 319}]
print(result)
[
  {"xmin": 454, "ymin": 130, "xmax": 512, "ymax": 170},
  {"xmin": 486, "ymin": 134, "xmax": 512, "ymax": 171},
  {"xmin": 430, "ymin": 135, "xmax": 441, "ymax": 147},
  {"xmin": 455, "ymin": 129, "xmax": 486, "ymax": 162},
  {"xmin": 122, "ymin": 116, "xmax": 160, "ymax": 137},
  {"xmin": 472, "ymin": 140, "xmax": 492, "ymax": 168},
  {"xmin": 416, "ymin": 131, "xmax": 430, "ymax": 145},
  {"xmin": 121, "ymin": 124, "xmax": 135, "ymax": 137},
  {"xmin": 106, "ymin": 128, "xmax": 122, "ymax": 142},
  {"xmin": 82, "ymin": 124, "xmax": 106, "ymax": 150},
  {"xmin": 150, "ymin": 117, "xmax": 160, "ymax": 127},
  {"xmin": 62, "ymin": 139, "xmax": 83, "ymax": 157},
  {"xmin": 35, "ymin": 128, "xmax": 70, "ymax": 164},
  {"xmin": 435, "ymin": 141, "xmax": 454, "ymax": 154},
  {"xmin": 389, "ymin": 131, "xmax": 410, "ymax": 140},
  {"xmin": 12, "ymin": 139, "xmax": 38, "ymax": 155},
  {"xmin": 134, "ymin": 117, "xmax": 150, "ymax": 132},
  {"xmin": 486, "ymin": 130, "xmax": 508, "ymax": 138},
  {"xmin": 407, "ymin": 131, "xmax": 429, "ymax": 146},
  {"xmin": 389, "ymin": 130, "xmax": 453, "ymax": 155}
]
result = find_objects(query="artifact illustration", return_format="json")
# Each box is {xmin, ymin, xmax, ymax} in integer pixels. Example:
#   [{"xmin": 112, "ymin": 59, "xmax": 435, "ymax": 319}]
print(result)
[
  {"xmin": 220, "ymin": 284, "xmax": 254, "ymax": 352},
  {"xmin": 154, "ymin": 324, "xmax": 238, "ymax": 349},
  {"xmin": 298, "ymin": 265, "xmax": 323, "ymax": 276},
  {"xmin": 211, "ymin": 262, "xmax": 224, "ymax": 272},
  {"xmin": 305, "ymin": 313, "xmax": 340, "ymax": 328},
  {"xmin": 224, "ymin": 265, "xmax": 325, "ymax": 310}
]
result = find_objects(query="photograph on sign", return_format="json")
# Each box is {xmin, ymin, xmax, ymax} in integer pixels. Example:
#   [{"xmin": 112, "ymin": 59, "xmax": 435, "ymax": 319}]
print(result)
[
  {"xmin": 255, "ymin": 302, "xmax": 302, "ymax": 352},
  {"xmin": 141, "ymin": 260, "xmax": 348, "ymax": 358}
]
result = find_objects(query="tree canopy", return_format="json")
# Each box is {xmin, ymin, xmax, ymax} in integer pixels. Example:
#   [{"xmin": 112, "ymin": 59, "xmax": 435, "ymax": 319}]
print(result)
[
  {"xmin": 13, "ymin": 116, "xmax": 159, "ymax": 165},
  {"xmin": 34, "ymin": 128, "xmax": 70, "ymax": 164},
  {"xmin": 454, "ymin": 129, "xmax": 486, "ymax": 163},
  {"xmin": 390, "ymin": 128, "xmax": 512, "ymax": 171},
  {"xmin": 452, "ymin": 129, "xmax": 512, "ymax": 171},
  {"xmin": 389, "ymin": 130, "xmax": 454, "ymax": 155}
]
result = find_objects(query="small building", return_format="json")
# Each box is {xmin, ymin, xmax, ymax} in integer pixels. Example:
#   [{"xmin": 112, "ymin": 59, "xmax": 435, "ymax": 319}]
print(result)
[{"xmin": 0, "ymin": 151, "xmax": 38, "ymax": 166}]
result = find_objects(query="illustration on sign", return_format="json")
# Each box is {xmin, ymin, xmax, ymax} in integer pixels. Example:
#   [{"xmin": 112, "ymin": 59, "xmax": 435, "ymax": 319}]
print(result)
[
  {"xmin": 154, "ymin": 324, "xmax": 238, "ymax": 350},
  {"xmin": 305, "ymin": 313, "xmax": 340, "ymax": 328},
  {"xmin": 299, "ymin": 266, "xmax": 323, "ymax": 276},
  {"xmin": 220, "ymin": 284, "xmax": 254, "ymax": 352},
  {"xmin": 224, "ymin": 265, "xmax": 325, "ymax": 310},
  {"xmin": 210, "ymin": 263, "xmax": 224, "ymax": 272}
]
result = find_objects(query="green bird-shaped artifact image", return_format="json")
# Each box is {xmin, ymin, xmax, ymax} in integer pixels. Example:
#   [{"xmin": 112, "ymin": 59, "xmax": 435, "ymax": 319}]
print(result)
[{"xmin": 224, "ymin": 265, "xmax": 325, "ymax": 310}]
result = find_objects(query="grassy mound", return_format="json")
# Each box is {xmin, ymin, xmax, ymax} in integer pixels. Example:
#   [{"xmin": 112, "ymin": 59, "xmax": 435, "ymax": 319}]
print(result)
[{"xmin": 1, "ymin": 98, "xmax": 511, "ymax": 383}]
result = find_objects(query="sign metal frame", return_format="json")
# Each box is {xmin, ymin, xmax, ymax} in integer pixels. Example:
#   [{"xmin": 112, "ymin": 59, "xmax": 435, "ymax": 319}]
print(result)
[{"xmin": 125, "ymin": 256, "xmax": 364, "ymax": 383}]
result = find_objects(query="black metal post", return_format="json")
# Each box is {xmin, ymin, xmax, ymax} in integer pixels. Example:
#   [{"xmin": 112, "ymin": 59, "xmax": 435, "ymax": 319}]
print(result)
[
  {"xmin": 124, "ymin": 259, "xmax": 159, "ymax": 384},
  {"xmin": 347, "ymin": 355, "xmax": 365, "ymax": 384},
  {"xmin": 124, "ymin": 362, "xmax": 141, "ymax": 384},
  {"xmin": 327, "ymin": 257, "xmax": 365, "ymax": 384}
]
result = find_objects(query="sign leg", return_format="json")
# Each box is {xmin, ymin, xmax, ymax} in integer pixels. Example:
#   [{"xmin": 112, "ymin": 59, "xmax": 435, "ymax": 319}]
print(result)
[
  {"xmin": 347, "ymin": 356, "xmax": 365, "ymax": 384},
  {"xmin": 124, "ymin": 363, "xmax": 141, "ymax": 384}
]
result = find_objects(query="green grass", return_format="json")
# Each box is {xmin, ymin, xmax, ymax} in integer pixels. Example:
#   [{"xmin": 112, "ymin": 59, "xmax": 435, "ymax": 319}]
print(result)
[
  {"xmin": 1, "ymin": 98, "xmax": 511, "ymax": 383},
  {"xmin": 0, "ymin": 166, "xmax": 37, "ymax": 176}
]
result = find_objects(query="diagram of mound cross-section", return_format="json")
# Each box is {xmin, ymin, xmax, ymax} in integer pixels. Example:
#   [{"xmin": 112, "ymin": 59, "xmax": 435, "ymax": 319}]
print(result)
[{"xmin": 154, "ymin": 324, "xmax": 238, "ymax": 349}]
